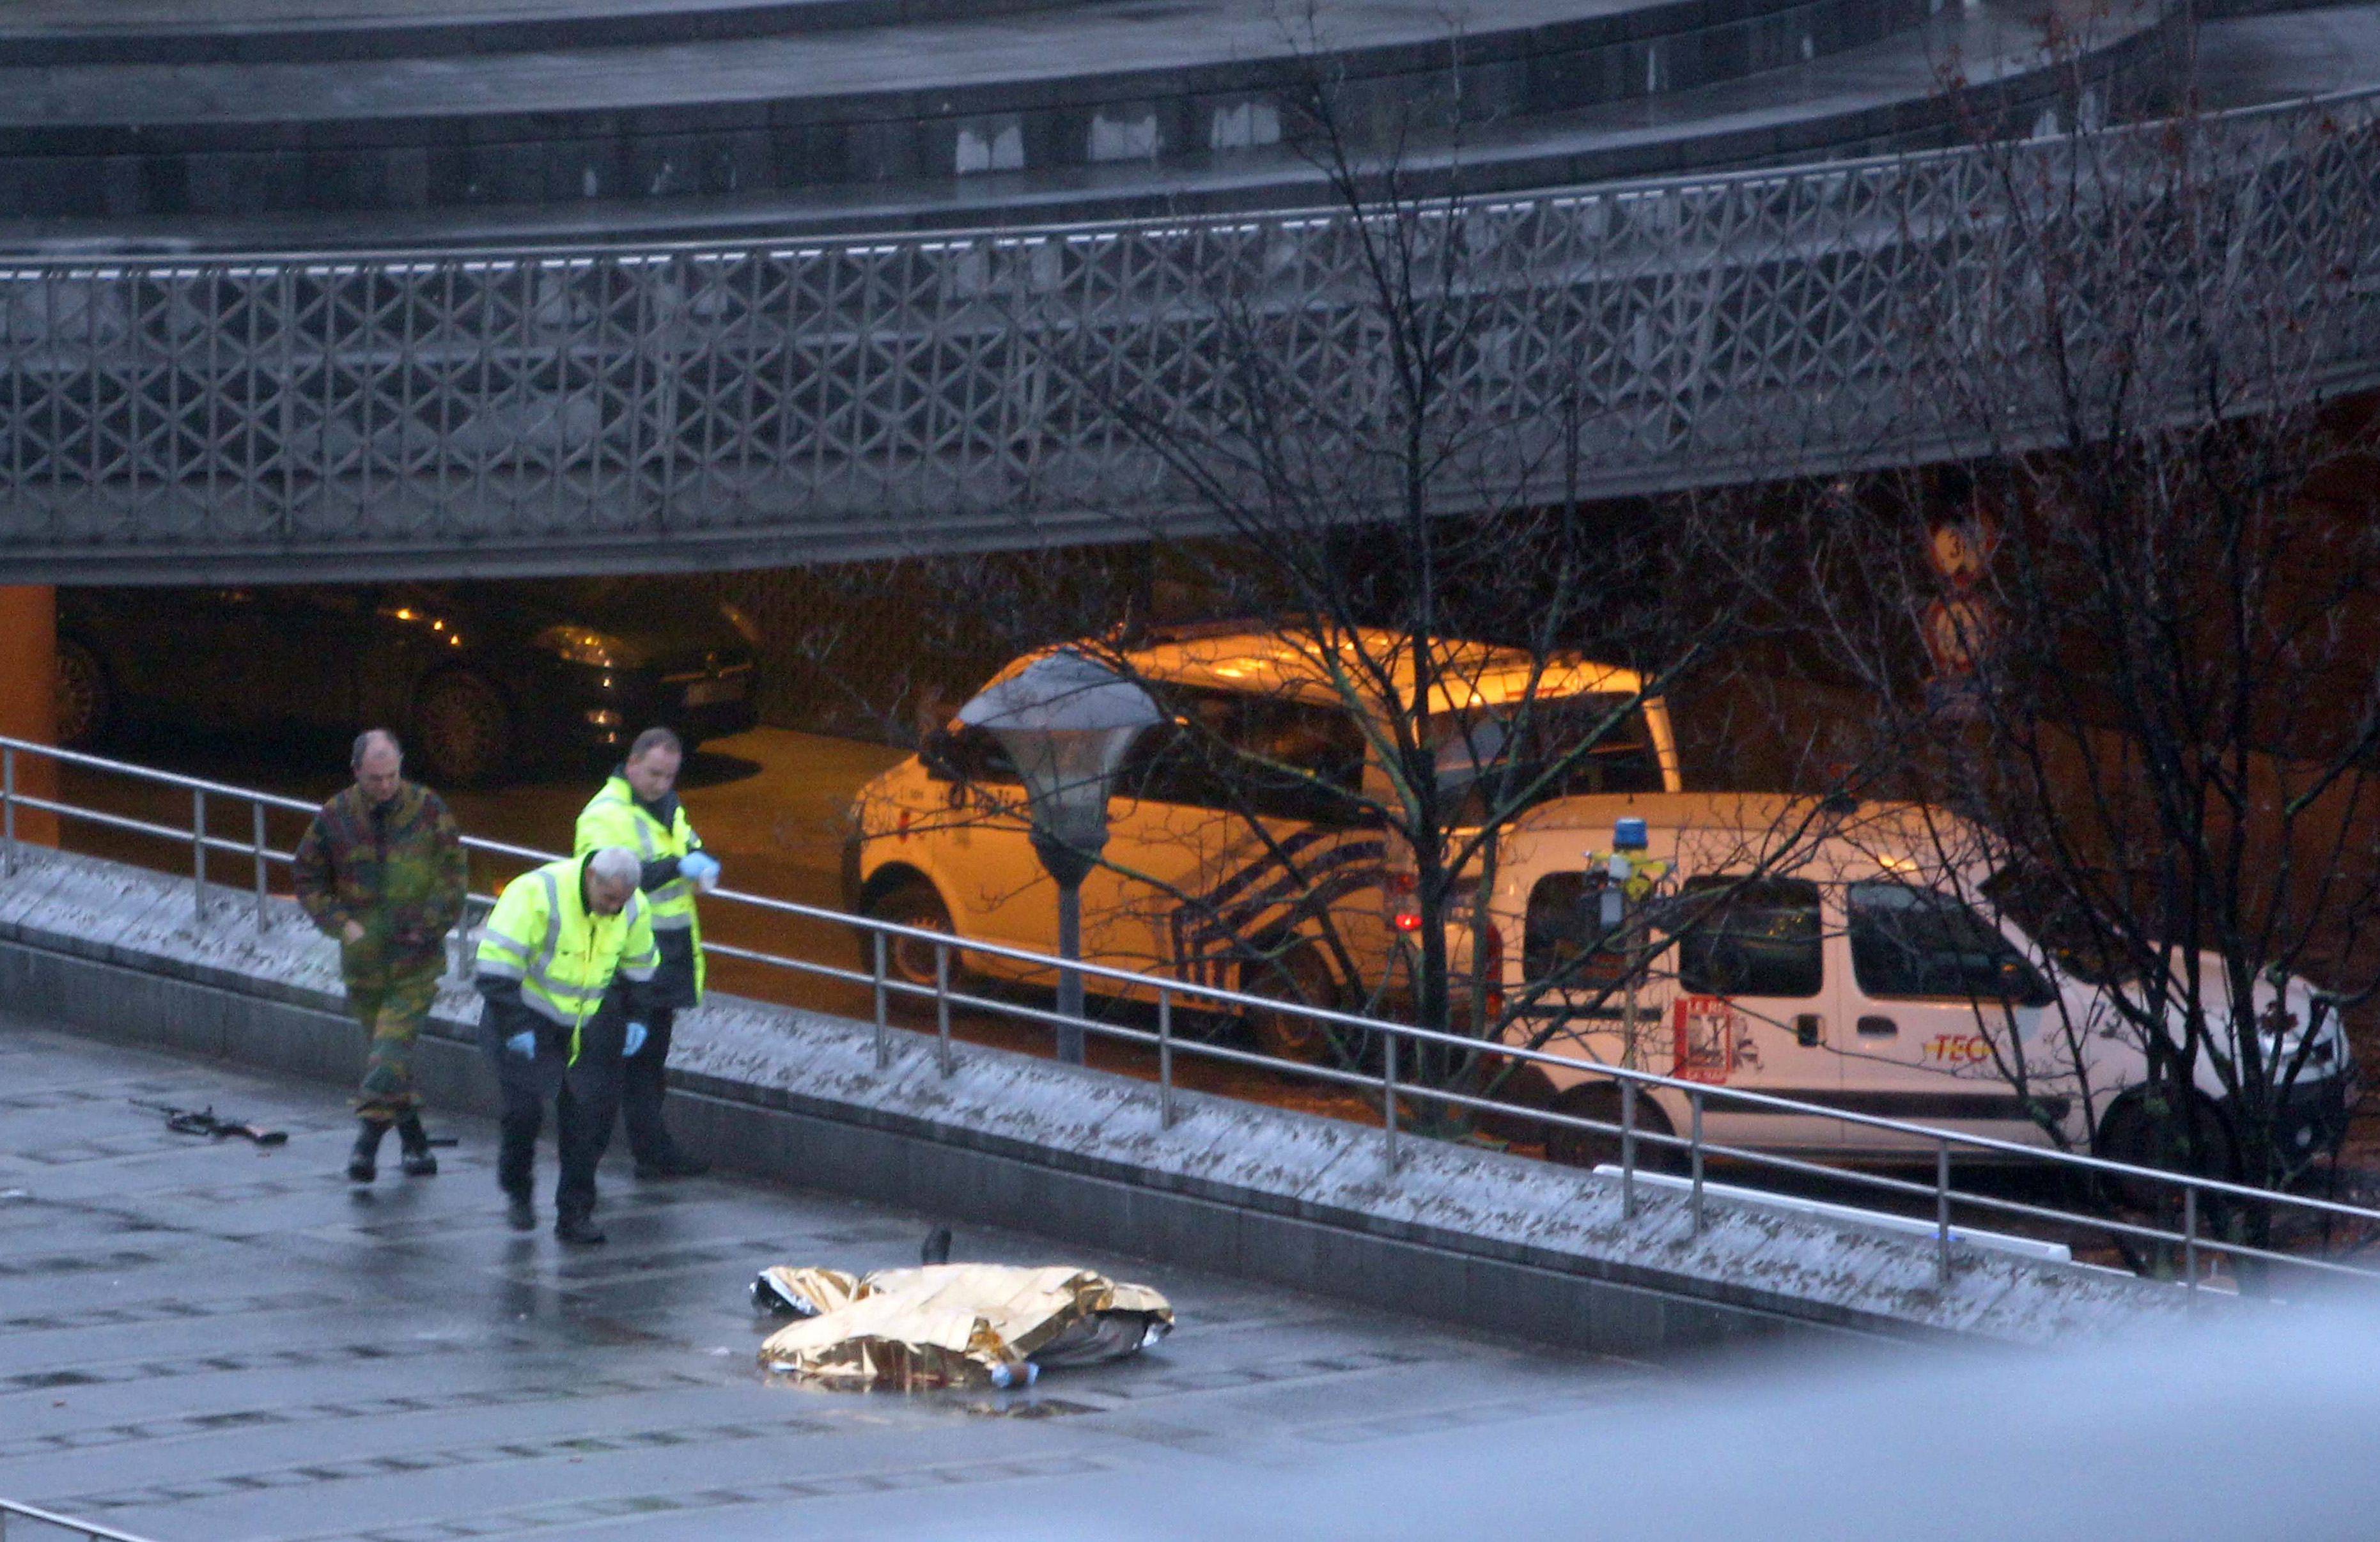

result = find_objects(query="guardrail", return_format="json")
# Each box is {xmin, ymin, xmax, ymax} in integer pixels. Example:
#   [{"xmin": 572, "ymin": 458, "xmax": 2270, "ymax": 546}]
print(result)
[
  {"xmin": 4, "ymin": 731, "xmax": 2376, "ymax": 1298},
  {"xmin": 0, "ymin": 1497, "xmax": 166, "ymax": 1542},
  {"xmin": 3, "ymin": 80, "xmax": 2380, "ymax": 580}
]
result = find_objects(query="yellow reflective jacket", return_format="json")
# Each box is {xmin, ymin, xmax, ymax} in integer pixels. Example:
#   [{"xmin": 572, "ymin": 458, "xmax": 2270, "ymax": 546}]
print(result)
[
  {"xmin": 474, "ymin": 856, "xmax": 660, "ymax": 1062},
  {"xmin": 575, "ymin": 774, "xmax": 706, "ymax": 1000}
]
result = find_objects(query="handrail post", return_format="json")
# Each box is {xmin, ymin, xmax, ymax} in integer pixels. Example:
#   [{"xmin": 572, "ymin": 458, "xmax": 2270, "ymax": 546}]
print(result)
[
  {"xmin": 1381, "ymin": 1032, "xmax": 1399, "ymax": 1177},
  {"xmin": 1935, "ymin": 1137, "xmax": 1952, "ymax": 1289},
  {"xmin": 935, "ymin": 940, "xmax": 954, "ymax": 1077},
  {"xmin": 1158, "ymin": 987, "xmax": 1176, "ymax": 1130},
  {"xmin": 1690, "ymin": 1089, "xmax": 1705, "ymax": 1236},
  {"xmin": 191, "ymin": 786, "xmax": 206, "ymax": 924},
  {"xmin": 3, "ymin": 742, "xmax": 16, "ymax": 876},
  {"xmin": 453, "ymin": 897, "xmax": 481, "ymax": 983},
  {"xmin": 251, "ymin": 800, "xmax": 268, "ymax": 933},
  {"xmin": 871, "ymin": 930, "xmax": 890, "ymax": 1071},
  {"xmin": 2184, "ymin": 1186, "xmax": 2199, "ymax": 1300},
  {"xmin": 1621, "ymin": 1076, "xmax": 1638, "ymax": 1222}
]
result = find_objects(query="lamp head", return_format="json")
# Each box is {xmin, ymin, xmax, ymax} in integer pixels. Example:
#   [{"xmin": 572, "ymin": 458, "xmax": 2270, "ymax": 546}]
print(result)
[{"xmin": 956, "ymin": 650, "xmax": 1162, "ymax": 871}]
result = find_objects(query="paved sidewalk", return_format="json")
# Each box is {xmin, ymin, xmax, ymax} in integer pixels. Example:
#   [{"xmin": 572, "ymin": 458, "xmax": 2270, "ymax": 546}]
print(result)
[{"xmin": 0, "ymin": 1013, "xmax": 1664, "ymax": 1542}]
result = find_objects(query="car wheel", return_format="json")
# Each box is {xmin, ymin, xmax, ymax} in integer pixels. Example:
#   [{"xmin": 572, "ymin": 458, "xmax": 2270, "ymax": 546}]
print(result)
[
  {"xmin": 1240, "ymin": 941, "xmax": 1343, "ymax": 1064},
  {"xmin": 2096, "ymin": 1087, "xmax": 2238, "ymax": 1210},
  {"xmin": 52, "ymin": 638, "xmax": 111, "ymax": 747},
  {"xmin": 1543, "ymin": 1080, "xmax": 1677, "ymax": 1171},
  {"xmin": 412, "ymin": 672, "xmax": 513, "ymax": 787},
  {"xmin": 861, "ymin": 877, "xmax": 960, "ymax": 990}
]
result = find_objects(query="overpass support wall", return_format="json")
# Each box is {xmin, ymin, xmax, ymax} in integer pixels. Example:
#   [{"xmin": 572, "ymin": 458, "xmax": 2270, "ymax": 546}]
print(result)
[{"xmin": 0, "ymin": 587, "xmax": 57, "ymax": 847}]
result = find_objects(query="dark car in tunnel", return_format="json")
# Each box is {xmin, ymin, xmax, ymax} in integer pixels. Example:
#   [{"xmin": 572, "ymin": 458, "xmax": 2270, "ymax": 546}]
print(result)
[{"xmin": 54, "ymin": 579, "xmax": 761, "ymax": 786}]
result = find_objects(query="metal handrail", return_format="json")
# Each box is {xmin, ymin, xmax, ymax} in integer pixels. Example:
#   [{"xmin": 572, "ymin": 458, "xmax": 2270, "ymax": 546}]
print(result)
[
  {"xmin": 0, "ymin": 1497, "xmax": 167, "ymax": 1542},
  {"xmin": 4, "ymin": 731, "xmax": 2375, "ymax": 1298}
]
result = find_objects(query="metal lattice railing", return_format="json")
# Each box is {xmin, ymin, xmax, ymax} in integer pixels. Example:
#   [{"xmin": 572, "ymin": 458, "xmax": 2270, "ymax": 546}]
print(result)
[{"xmin": 3, "ymin": 88, "xmax": 2379, "ymax": 579}]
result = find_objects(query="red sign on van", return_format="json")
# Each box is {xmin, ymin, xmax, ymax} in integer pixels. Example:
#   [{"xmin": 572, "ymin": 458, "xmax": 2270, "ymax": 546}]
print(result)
[{"xmin": 1673, "ymin": 995, "xmax": 1739, "ymax": 1083}]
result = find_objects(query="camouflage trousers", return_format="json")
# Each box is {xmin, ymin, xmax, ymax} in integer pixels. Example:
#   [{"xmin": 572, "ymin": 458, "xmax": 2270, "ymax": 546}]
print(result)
[{"xmin": 348, "ymin": 966, "xmax": 441, "ymax": 1123}]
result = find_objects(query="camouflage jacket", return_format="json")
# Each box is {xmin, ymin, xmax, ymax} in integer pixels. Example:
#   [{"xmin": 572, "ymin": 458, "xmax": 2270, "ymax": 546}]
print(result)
[{"xmin": 293, "ymin": 782, "xmax": 469, "ymax": 980}]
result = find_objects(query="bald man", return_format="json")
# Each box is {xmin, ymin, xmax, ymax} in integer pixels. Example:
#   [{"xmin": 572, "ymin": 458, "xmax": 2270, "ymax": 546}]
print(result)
[{"xmin": 293, "ymin": 728, "xmax": 469, "ymax": 1184}]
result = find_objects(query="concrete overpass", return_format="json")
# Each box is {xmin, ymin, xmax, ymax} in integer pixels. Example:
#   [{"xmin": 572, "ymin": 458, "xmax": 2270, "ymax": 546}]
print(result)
[
  {"xmin": 7, "ymin": 76, "xmax": 2380, "ymax": 584},
  {"xmin": 1, "ymin": 0, "xmax": 2377, "ymax": 585}
]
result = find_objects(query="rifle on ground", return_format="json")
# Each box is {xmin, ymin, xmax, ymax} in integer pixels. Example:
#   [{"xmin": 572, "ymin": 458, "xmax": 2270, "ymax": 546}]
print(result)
[{"xmin": 130, "ymin": 1100, "xmax": 288, "ymax": 1146}]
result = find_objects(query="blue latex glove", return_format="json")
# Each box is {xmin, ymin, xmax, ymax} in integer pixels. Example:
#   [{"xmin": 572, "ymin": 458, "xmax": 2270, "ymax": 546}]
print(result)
[
  {"xmin": 504, "ymin": 1029, "xmax": 537, "ymax": 1059},
  {"xmin": 680, "ymin": 851, "xmax": 722, "ymax": 889},
  {"xmin": 622, "ymin": 1021, "xmax": 649, "ymax": 1058}
]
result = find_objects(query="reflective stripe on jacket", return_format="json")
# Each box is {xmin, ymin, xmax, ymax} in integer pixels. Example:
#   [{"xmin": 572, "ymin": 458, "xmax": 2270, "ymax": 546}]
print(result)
[
  {"xmin": 475, "ymin": 856, "xmax": 659, "ymax": 1062},
  {"xmin": 575, "ymin": 774, "xmax": 706, "ymax": 999}
]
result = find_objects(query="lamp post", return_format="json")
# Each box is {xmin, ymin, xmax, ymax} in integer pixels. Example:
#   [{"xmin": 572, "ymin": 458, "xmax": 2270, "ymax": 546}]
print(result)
[
  {"xmin": 957, "ymin": 650, "xmax": 1160, "ymax": 1064},
  {"xmin": 1595, "ymin": 815, "xmax": 1660, "ymax": 1069}
]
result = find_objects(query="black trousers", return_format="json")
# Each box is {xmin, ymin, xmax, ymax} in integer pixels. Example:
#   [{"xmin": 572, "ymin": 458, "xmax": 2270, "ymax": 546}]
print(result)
[
  {"xmin": 483, "ymin": 1015, "xmax": 624, "ymax": 1222},
  {"xmin": 619, "ymin": 1005, "xmax": 680, "ymax": 1166}
]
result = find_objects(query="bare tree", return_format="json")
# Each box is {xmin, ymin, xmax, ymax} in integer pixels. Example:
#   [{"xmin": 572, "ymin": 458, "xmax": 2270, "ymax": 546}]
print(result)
[
  {"xmin": 1750, "ymin": 79, "xmax": 2380, "ymax": 1220},
  {"xmin": 820, "ymin": 56, "xmax": 1855, "ymax": 1140}
]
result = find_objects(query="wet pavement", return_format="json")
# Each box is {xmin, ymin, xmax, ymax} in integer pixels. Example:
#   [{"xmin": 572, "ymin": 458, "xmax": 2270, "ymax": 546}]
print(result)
[{"xmin": 0, "ymin": 1013, "xmax": 1667, "ymax": 1541}]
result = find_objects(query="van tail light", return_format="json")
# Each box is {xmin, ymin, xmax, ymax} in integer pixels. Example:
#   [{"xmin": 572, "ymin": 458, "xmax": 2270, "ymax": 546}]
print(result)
[{"xmin": 1481, "ymin": 921, "xmax": 1505, "ymax": 1020}]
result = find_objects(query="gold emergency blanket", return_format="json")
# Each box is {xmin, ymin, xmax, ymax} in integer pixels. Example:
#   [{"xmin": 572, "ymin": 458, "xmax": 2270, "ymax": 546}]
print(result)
[{"xmin": 754, "ymin": 1263, "xmax": 1174, "ymax": 1392}]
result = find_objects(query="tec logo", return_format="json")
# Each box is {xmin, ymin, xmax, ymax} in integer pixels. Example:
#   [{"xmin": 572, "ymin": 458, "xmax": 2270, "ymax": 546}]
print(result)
[{"xmin": 1923, "ymin": 1034, "xmax": 1991, "ymax": 1065}]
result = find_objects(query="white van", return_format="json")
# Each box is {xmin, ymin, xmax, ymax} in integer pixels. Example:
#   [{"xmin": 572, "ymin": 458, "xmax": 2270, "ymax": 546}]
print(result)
[
  {"xmin": 844, "ymin": 625, "xmax": 1682, "ymax": 1054},
  {"xmin": 1472, "ymin": 793, "xmax": 2354, "ymax": 1174}
]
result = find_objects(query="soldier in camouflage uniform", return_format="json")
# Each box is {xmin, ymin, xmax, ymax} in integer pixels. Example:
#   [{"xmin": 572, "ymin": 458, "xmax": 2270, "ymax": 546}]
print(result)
[{"xmin": 293, "ymin": 728, "xmax": 471, "ymax": 1183}]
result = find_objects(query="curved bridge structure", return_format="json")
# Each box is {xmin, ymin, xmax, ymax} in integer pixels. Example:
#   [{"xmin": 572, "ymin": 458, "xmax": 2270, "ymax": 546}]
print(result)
[{"xmin": 4, "ymin": 84, "xmax": 2379, "ymax": 581}]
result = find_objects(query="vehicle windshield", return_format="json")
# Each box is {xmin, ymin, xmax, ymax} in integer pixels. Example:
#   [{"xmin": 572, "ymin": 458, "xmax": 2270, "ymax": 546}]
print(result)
[
  {"xmin": 1979, "ymin": 864, "xmax": 2139, "ymax": 986},
  {"xmin": 1424, "ymin": 692, "xmax": 1663, "ymax": 822},
  {"xmin": 1848, "ymin": 880, "xmax": 2057, "ymax": 1006}
]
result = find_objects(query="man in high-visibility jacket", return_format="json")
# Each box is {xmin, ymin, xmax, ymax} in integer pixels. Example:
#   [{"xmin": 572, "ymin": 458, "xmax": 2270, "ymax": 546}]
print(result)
[
  {"xmin": 474, "ymin": 846, "xmax": 659, "ymax": 1244},
  {"xmin": 573, "ymin": 726, "xmax": 717, "ymax": 1179}
]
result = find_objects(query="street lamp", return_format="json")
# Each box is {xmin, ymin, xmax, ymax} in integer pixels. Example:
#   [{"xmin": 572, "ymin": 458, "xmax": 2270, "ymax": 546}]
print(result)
[{"xmin": 957, "ymin": 649, "xmax": 1160, "ymax": 1064}]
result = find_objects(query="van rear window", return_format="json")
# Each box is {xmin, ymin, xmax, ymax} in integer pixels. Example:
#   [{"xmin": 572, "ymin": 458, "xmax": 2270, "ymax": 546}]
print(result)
[
  {"xmin": 1666, "ymin": 875, "xmax": 1823, "ymax": 999},
  {"xmin": 1523, "ymin": 872, "xmax": 1632, "ymax": 986}
]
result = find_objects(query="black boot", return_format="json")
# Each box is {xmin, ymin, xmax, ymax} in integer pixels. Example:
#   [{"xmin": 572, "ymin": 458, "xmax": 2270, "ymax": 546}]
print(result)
[
  {"xmin": 504, "ymin": 1188, "xmax": 536, "ymax": 1232},
  {"xmin": 396, "ymin": 1114, "xmax": 438, "ymax": 1178},
  {"xmin": 554, "ymin": 1212, "xmax": 607, "ymax": 1246},
  {"xmin": 347, "ymin": 1119, "xmax": 388, "ymax": 1184}
]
